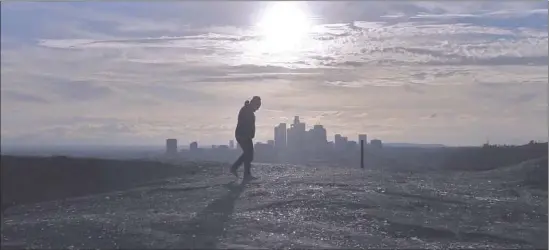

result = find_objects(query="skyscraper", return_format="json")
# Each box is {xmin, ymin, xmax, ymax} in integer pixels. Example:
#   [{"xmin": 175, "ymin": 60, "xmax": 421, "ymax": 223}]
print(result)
[
  {"xmin": 288, "ymin": 116, "xmax": 306, "ymax": 151},
  {"xmin": 310, "ymin": 125, "xmax": 327, "ymax": 151},
  {"xmin": 334, "ymin": 134, "xmax": 344, "ymax": 151},
  {"xmin": 166, "ymin": 139, "xmax": 177, "ymax": 155},
  {"xmin": 229, "ymin": 140, "xmax": 235, "ymax": 149},
  {"xmin": 274, "ymin": 123, "xmax": 287, "ymax": 150},
  {"xmin": 313, "ymin": 125, "xmax": 327, "ymax": 143}
]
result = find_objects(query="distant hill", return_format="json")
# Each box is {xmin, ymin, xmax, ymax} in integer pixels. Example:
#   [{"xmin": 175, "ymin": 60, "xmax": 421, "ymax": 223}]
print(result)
[
  {"xmin": 384, "ymin": 143, "xmax": 446, "ymax": 148},
  {"xmin": 0, "ymin": 155, "xmax": 202, "ymax": 212},
  {"xmin": 442, "ymin": 142, "xmax": 548, "ymax": 171}
]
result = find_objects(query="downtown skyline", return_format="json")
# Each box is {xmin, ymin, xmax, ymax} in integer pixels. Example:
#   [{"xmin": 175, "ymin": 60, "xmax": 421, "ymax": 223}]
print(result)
[{"xmin": 186, "ymin": 115, "xmax": 380, "ymax": 150}]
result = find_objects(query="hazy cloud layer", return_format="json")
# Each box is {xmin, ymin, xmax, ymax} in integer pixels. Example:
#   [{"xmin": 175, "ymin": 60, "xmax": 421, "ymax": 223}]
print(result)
[{"xmin": 1, "ymin": 1, "xmax": 547, "ymax": 146}]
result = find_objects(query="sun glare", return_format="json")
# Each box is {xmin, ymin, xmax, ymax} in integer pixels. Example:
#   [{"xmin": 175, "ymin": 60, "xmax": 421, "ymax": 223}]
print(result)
[{"xmin": 254, "ymin": 2, "xmax": 313, "ymax": 54}]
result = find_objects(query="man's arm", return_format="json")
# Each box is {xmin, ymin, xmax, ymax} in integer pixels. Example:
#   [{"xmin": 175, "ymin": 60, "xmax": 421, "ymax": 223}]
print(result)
[
  {"xmin": 251, "ymin": 115, "xmax": 255, "ymax": 139},
  {"xmin": 244, "ymin": 108, "xmax": 256, "ymax": 139},
  {"xmin": 238, "ymin": 107, "xmax": 254, "ymax": 138}
]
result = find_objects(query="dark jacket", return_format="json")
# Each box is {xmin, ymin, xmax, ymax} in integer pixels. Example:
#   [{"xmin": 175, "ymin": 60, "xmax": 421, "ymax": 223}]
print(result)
[{"xmin": 235, "ymin": 104, "xmax": 255, "ymax": 139}]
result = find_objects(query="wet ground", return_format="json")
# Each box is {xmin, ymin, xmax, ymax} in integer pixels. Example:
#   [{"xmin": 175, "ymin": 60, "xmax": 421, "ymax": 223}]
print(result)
[{"xmin": 2, "ymin": 163, "xmax": 547, "ymax": 249}]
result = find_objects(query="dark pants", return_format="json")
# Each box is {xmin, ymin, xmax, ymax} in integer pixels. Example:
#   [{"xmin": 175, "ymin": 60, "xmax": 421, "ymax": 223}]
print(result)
[{"xmin": 231, "ymin": 137, "xmax": 254, "ymax": 176}]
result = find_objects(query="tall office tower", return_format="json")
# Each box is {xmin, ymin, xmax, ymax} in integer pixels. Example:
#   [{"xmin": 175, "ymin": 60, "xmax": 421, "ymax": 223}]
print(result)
[
  {"xmin": 306, "ymin": 129, "xmax": 314, "ymax": 147},
  {"xmin": 310, "ymin": 124, "xmax": 327, "ymax": 151},
  {"xmin": 313, "ymin": 125, "xmax": 327, "ymax": 143},
  {"xmin": 294, "ymin": 116, "xmax": 306, "ymax": 133},
  {"xmin": 334, "ymin": 134, "xmax": 344, "ymax": 151},
  {"xmin": 166, "ymin": 139, "xmax": 177, "ymax": 155},
  {"xmin": 289, "ymin": 116, "xmax": 306, "ymax": 150},
  {"xmin": 274, "ymin": 123, "xmax": 287, "ymax": 150},
  {"xmin": 286, "ymin": 128, "xmax": 293, "ymax": 149}
]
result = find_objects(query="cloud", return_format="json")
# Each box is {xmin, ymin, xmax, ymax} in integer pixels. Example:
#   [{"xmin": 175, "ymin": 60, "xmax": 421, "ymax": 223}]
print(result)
[
  {"xmin": 45, "ymin": 80, "xmax": 113, "ymax": 101},
  {"xmin": 1, "ymin": 90, "xmax": 49, "ymax": 104},
  {"xmin": 34, "ymin": 18, "xmax": 548, "ymax": 68},
  {"xmin": 0, "ymin": 1, "xmax": 547, "ymax": 146}
]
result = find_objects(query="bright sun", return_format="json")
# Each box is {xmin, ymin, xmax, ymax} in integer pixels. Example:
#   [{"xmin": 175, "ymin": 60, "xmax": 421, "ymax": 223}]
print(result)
[{"xmin": 254, "ymin": 2, "xmax": 313, "ymax": 53}]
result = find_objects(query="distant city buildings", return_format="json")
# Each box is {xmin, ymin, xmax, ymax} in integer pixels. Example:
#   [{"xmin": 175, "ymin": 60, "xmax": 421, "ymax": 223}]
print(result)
[
  {"xmin": 287, "ymin": 116, "xmax": 306, "ymax": 152},
  {"xmin": 164, "ymin": 115, "xmax": 385, "ymax": 164},
  {"xmin": 334, "ymin": 134, "xmax": 346, "ymax": 151},
  {"xmin": 190, "ymin": 141, "xmax": 198, "ymax": 151},
  {"xmin": 274, "ymin": 123, "xmax": 287, "ymax": 150},
  {"xmin": 334, "ymin": 134, "xmax": 342, "ymax": 146},
  {"xmin": 310, "ymin": 125, "xmax": 327, "ymax": 152},
  {"xmin": 166, "ymin": 139, "xmax": 177, "ymax": 155},
  {"xmin": 371, "ymin": 139, "xmax": 383, "ymax": 149},
  {"xmin": 347, "ymin": 140, "xmax": 357, "ymax": 151}
]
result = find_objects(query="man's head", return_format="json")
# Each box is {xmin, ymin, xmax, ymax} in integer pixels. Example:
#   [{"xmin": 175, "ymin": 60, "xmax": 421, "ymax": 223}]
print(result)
[{"xmin": 249, "ymin": 96, "xmax": 261, "ymax": 111}]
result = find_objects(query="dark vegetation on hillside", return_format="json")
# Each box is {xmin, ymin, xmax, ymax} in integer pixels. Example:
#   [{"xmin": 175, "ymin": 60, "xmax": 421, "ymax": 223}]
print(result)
[
  {"xmin": 442, "ymin": 142, "xmax": 548, "ymax": 190},
  {"xmin": 442, "ymin": 141, "xmax": 547, "ymax": 171},
  {"xmin": 496, "ymin": 156, "xmax": 548, "ymax": 190},
  {"xmin": 1, "ymin": 156, "xmax": 202, "ymax": 212},
  {"xmin": 1, "ymin": 142, "xmax": 547, "ymax": 212}
]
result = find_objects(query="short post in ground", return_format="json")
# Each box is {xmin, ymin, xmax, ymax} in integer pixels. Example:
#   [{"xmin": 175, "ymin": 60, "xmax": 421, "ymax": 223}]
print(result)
[{"xmin": 360, "ymin": 139, "xmax": 364, "ymax": 169}]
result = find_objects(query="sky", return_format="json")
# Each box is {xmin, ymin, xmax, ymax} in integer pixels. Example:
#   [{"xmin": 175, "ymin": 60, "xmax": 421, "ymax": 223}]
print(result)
[{"xmin": 1, "ymin": 1, "xmax": 547, "ymax": 147}]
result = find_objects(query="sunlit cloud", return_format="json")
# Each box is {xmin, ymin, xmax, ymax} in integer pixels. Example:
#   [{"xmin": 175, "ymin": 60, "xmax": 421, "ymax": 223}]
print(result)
[{"xmin": 1, "ymin": 1, "xmax": 547, "ymax": 146}]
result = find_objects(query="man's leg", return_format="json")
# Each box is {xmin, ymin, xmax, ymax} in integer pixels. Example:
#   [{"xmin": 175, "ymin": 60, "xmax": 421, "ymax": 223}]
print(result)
[
  {"xmin": 243, "ymin": 161, "xmax": 252, "ymax": 178},
  {"xmin": 230, "ymin": 153, "xmax": 244, "ymax": 177},
  {"xmin": 231, "ymin": 153, "xmax": 245, "ymax": 170},
  {"xmin": 231, "ymin": 137, "xmax": 247, "ymax": 177},
  {"xmin": 242, "ymin": 138, "xmax": 255, "ymax": 178}
]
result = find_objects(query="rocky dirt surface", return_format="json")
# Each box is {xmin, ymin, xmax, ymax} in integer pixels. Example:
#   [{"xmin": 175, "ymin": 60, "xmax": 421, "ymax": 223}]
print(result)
[{"xmin": 2, "ymin": 162, "xmax": 547, "ymax": 249}]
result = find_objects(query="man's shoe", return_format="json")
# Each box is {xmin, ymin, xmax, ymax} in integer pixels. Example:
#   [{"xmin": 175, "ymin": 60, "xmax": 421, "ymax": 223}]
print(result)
[
  {"xmin": 243, "ymin": 174, "xmax": 258, "ymax": 181},
  {"xmin": 230, "ymin": 167, "xmax": 238, "ymax": 178}
]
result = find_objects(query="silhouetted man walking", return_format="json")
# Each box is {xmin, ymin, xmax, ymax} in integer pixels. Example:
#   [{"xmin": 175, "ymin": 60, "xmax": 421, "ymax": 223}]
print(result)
[{"xmin": 230, "ymin": 96, "xmax": 261, "ymax": 180}]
